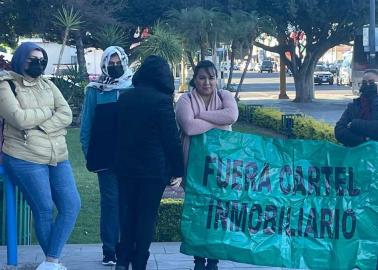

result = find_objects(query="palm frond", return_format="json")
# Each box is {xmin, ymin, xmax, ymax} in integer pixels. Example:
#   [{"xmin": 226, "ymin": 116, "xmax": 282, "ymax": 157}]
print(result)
[
  {"xmin": 136, "ymin": 23, "xmax": 182, "ymax": 66},
  {"xmin": 54, "ymin": 6, "xmax": 83, "ymax": 30},
  {"xmin": 94, "ymin": 25, "xmax": 129, "ymax": 49}
]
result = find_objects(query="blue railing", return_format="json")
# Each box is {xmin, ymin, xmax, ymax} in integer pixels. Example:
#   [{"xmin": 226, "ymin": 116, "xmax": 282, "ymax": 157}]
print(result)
[{"xmin": 0, "ymin": 165, "xmax": 18, "ymax": 266}]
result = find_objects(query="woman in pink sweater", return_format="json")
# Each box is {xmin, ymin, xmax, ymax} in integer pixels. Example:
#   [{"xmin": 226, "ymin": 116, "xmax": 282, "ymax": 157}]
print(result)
[{"xmin": 175, "ymin": 60, "xmax": 239, "ymax": 270}]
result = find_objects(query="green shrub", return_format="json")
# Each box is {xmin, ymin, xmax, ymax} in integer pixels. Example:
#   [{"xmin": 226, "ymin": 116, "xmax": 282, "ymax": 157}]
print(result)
[
  {"xmin": 250, "ymin": 107, "xmax": 282, "ymax": 132},
  {"xmin": 293, "ymin": 117, "xmax": 337, "ymax": 142},
  {"xmin": 154, "ymin": 198, "xmax": 183, "ymax": 242},
  {"xmin": 238, "ymin": 103, "xmax": 337, "ymax": 142}
]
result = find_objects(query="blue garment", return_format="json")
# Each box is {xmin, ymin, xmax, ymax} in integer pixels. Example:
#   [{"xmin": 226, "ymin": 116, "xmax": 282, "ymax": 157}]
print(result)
[
  {"xmin": 80, "ymin": 85, "xmax": 131, "ymax": 255},
  {"xmin": 11, "ymin": 42, "xmax": 48, "ymax": 75},
  {"xmin": 3, "ymin": 154, "xmax": 81, "ymax": 259},
  {"xmin": 98, "ymin": 170, "xmax": 119, "ymax": 255},
  {"xmin": 80, "ymin": 86, "xmax": 131, "ymax": 157}
]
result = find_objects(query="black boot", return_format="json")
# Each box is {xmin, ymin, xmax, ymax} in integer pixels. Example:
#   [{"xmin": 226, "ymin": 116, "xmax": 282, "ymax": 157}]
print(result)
[
  {"xmin": 115, "ymin": 244, "xmax": 132, "ymax": 270},
  {"xmin": 132, "ymin": 251, "xmax": 150, "ymax": 270},
  {"xmin": 115, "ymin": 266, "xmax": 128, "ymax": 270},
  {"xmin": 194, "ymin": 256, "xmax": 206, "ymax": 270},
  {"xmin": 206, "ymin": 259, "xmax": 219, "ymax": 270}
]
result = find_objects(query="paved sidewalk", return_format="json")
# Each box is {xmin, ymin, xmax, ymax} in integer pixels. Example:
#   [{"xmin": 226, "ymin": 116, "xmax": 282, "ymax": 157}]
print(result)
[
  {"xmin": 0, "ymin": 243, "xmax": 283, "ymax": 270},
  {"xmin": 238, "ymin": 91, "xmax": 355, "ymax": 125}
]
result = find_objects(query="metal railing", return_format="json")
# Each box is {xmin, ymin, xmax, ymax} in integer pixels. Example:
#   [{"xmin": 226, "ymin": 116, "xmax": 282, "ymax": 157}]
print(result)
[
  {"xmin": 0, "ymin": 165, "xmax": 32, "ymax": 266},
  {"xmin": 0, "ymin": 165, "xmax": 17, "ymax": 266},
  {"xmin": 239, "ymin": 104, "xmax": 263, "ymax": 122}
]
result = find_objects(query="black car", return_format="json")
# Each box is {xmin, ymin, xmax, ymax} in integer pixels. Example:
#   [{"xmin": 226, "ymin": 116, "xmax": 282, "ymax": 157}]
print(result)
[{"xmin": 260, "ymin": 60, "xmax": 274, "ymax": 73}]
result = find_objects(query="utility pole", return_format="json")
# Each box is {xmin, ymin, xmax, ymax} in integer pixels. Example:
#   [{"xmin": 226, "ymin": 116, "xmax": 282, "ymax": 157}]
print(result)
[{"xmin": 369, "ymin": 0, "xmax": 376, "ymax": 65}]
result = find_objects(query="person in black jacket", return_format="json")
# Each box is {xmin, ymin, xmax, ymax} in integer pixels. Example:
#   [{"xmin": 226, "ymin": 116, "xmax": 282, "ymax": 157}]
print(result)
[
  {"xmin": 114, "ymin": 55, "xmax": 184, "ymax": 270},
  {"xmin": 335, "ymin": 69, "xmax": 378, "ymax": 146}
]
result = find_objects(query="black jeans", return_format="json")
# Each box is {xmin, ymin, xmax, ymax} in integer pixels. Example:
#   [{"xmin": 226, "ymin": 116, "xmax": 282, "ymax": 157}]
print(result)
[
  {"xmin": 194, "ymin": 256, "xmax": 219, "ymax": 265},
  {"xmin": 116, "ymin": 177, "xmax": 166, "ymax": 269}
]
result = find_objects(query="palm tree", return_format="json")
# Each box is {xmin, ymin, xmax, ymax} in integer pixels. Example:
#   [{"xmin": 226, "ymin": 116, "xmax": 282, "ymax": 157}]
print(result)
[
  {"xmin": 94, "ymin": 25, "xmax": 129, "ymax": 50},
  {"xmin": 166, "ymin": 7, "xmax": 218, "ymax": 66},
  {"xmin": 135, "ymin": 22, "xmax": 182, "ymax": 66},
  {"xmin": 54, "ymin": 6, "xmax": 83, "ymax": 74}
]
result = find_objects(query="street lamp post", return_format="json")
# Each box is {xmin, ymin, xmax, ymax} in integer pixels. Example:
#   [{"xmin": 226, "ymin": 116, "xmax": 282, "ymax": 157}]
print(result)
[{"xmin": 369, "ymin": 0, "xmax": 376, "ymax": 65}]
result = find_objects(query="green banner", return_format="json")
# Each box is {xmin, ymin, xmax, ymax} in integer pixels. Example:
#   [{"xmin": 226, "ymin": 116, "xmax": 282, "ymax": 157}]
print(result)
[{"xmin": 180, "ymin": 129, "xmax": 378, "ymax": 270}]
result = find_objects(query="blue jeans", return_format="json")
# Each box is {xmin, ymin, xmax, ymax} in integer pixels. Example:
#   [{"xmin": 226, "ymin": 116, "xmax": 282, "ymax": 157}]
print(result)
[
  {"xmin": 3, "ymin": 154, "xmax": 81, "ymax": 259},
  {"xmin": 98, "ymin": 170, "xmax": 119, "ymax": 255}
]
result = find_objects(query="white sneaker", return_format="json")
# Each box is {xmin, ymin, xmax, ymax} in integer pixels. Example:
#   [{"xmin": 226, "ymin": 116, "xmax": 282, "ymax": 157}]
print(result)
[{"xmin": 35, "ymin": 261, "xmax": 67, "ymax": 270}]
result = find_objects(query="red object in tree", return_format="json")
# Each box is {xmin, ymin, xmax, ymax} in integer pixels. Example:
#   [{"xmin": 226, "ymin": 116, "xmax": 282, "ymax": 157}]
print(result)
[
  {"xmin": 285, "ymin": 51, "xmax": 292, "ymax": 60},
  {"xmin": 141, "ymin": 27, "xmax": 150, "ymax": 39},
  {"xmin": 290, "ymin": 32, "xmax": 298, "ymax": 41},
  {"xmin": 290, "ymin": 31, "xmax": 305, "ymax": 42},
  {"xmin": 298, "ymin": 31, "xmax": 305, "ymax": 40}
]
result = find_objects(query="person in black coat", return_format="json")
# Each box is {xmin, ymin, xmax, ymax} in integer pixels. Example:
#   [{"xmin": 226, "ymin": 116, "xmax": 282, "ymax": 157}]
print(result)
[
  {"xmin": 114, "ymin": 55, "xmax": 184, "ymax": 270},
  {"xmin": 335, "ymin": 69, "xmax": 378, "ymax": 146}
]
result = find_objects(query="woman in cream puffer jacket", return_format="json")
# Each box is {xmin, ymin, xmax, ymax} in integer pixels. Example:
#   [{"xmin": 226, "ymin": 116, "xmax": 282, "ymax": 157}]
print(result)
[
  {"xmin": 0, "ymin": 70, "xmax": 71, "ymax": 165},
  {"xmin": 0, "ymin": 42, "xmax": 80, "ymax": 270}
]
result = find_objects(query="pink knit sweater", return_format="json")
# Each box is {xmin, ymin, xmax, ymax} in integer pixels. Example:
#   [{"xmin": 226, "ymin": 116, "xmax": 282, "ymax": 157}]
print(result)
[{"xmin": 175, "ymin": 89, "xmax": 239, "ymax": 172}]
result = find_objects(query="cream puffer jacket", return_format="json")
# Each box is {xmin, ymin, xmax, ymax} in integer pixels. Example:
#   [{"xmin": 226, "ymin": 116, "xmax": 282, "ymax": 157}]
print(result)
[{"xmin": 0, "ymin": 71, "xmax": 72, "ymax": 165}]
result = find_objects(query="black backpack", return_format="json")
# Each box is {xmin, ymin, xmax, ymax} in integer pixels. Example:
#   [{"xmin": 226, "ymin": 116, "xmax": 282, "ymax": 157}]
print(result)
[{"xmin": 0, "ymin": 80, "xmax": 17, "ymax": 164}]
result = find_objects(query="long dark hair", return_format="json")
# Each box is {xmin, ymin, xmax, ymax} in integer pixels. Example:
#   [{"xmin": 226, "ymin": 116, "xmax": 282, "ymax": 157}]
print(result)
[{"xmin": 189, "ymin": 60, "xmax": 218, "ymax": 88}]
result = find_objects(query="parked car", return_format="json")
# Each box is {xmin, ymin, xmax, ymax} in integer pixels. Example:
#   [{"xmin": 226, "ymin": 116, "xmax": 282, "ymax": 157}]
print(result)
[
  {"xmin": 233, "ymin": 64, "xmax": 240, "ymax": 70},
  {"xmin": 313, "ymin": 65, "xmax": 334, "ymax": 85},
  {"xmin": 260, "ymin": 60, "xmax": 274, "ymax": 73}
]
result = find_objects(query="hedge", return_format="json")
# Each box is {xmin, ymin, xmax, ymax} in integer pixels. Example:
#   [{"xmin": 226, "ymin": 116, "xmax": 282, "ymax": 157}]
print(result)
[
  {"xmin": 238, "ymin": 104, "xmax": 337, "ymax": 142},
  {"xmin": 292, "ymin": 116, "xmax": 337, "ymax": 143},
  {"xmin": 155, "ymin": 198, "xmax": 183, "ymax": 242}
]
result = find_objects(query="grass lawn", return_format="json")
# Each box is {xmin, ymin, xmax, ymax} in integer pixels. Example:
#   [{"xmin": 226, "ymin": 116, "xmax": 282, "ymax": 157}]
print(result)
[
  {"xmin": 66, "ymin": 122, "xmax": 283, "ymax": 244},
  {"xmin": 66, "ymin": 128, "xmax": 100, "ymax": 244}
]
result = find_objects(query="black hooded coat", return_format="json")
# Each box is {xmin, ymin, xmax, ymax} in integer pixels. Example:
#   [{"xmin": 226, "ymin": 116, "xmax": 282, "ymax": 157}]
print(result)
[
  {"xmin": 114, "ymin": 56, "xmax": 184, "ymax": 181},
  {"xmin": 335, "ymin": 96, "xmax": 378, "ymax": 147}
]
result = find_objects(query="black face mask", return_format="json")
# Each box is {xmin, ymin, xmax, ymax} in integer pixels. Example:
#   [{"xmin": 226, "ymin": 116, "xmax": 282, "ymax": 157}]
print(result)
[
  {"xmin": 25, "ymin": 61, "xmax": 45, "ymax": 78},
  {"xmin": 360, "ymin": 83, "xmax": 377, "ymax": 98},
  {"xmin": 108, "ymin": 65, "xmax": 124, "ymax": 79}
]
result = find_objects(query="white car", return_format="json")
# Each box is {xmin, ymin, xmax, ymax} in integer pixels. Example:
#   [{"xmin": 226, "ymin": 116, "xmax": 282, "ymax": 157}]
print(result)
[{"xmin": 313, "ymin": 65, "xmax": 334, "ymax": 85}]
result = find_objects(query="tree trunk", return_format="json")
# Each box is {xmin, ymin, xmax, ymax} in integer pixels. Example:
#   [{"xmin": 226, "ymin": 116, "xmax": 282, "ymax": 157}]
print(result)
[
  {"xmin": 74, "ymin": 31, "xmax": 88, "ymax": 81},
  {"xmin": 56, "ymin": 28, "xmax": 69, "ymax": 75},
  {"xmin": 200, "ymin": 42, "xmax": 207, "ymax": 61},
  {"xmin": 279, "ymin": 55, "xmax": 289, "ymax": 99},
  {"xmin": 293, "ymin": 66, "xmax": 315, "ymax": 102},
  {"xmin": 235, "ymin": 44, "xmax": 253, "ymax": 99},
  {"xmin": 226, "ymin": 40, "xmax": 236, "ymax": 89},
  {"xmin": 186, "ymin": 51, "xmax": 195, "ymax": 71}
]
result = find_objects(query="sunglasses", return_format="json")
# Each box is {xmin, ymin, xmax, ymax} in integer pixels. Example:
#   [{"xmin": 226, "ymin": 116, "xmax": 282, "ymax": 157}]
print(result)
[{"xmin": 27, "ymin": 57, "xmax": 47, "ymax": 66}]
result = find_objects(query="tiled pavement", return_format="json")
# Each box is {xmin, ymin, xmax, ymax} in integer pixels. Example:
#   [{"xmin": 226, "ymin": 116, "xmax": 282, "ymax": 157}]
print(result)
[{"xmin": 0, "ymin": 243, "xmax": 283, "ymax": 270}]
